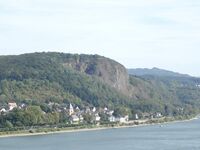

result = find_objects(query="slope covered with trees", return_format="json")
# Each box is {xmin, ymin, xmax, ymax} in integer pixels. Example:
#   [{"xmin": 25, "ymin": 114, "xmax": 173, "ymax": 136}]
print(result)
[
  {"xmin": 0, "ymin": 53, "xmax": 129, "ymax": 108},
  {"xmin": 128, "ymin": 67, "xmax": 190, "ymax": 77},
  {"xmin": 0, "ymin": 52, "xmax": 200, "ymax": 117}
]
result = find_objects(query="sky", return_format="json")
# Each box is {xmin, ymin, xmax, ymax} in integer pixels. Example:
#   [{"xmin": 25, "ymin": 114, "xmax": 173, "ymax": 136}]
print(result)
[{"xmin": 0, "ymin": 0, "xmax": 200, "ymax": 76}]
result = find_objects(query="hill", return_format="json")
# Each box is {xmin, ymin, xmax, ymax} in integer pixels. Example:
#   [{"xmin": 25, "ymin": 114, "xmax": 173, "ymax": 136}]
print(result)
[
  {"xmin": 128, "ymin": 67, "xmax": 190, "ymax": 77},
  {"xmin": 0, "ymin": 53, "xmax": 130, "ymax": 108},
  {"xmin": 0, "ymin": 52, "xmax": 200, "ymax": 117}
]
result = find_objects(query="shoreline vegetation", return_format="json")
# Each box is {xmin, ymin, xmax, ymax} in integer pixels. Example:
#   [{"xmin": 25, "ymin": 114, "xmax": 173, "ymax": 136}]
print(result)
[{"xmin": 0, "ymin": 115, "xmax": 198, "ymax": 138}]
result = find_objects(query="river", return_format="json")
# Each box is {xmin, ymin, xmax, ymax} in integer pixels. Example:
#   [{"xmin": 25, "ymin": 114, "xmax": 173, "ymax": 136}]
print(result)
[{"xmin": 1, "ymin": 118, "xmax": 200, "ymax": 150}]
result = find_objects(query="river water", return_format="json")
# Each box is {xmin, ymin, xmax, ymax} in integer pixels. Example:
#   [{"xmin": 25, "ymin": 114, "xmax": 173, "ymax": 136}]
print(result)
[{"xmin": 1, "ymin": 118, "xmax": 200, "ymax": 150}]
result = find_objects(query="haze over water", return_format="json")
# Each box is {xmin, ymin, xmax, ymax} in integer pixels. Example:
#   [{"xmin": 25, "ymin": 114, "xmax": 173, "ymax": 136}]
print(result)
[{"xmin": 1, "ymin": 118, "xmax": 200, "ymax": 150}]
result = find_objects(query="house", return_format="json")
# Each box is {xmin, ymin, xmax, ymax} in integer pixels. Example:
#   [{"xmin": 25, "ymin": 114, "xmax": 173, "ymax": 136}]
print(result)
[
  {"xmin": 116, "ymin": 115, "xmax": 129, "ymax": 123},
  {"xmin": 75, "ymin": 106, "xmax": 80, "ymax": 112},
  {"xmin": 56, "ymin": 109, "xmax": 62, "ymax": 113},
  {"xmin": 196, "ymin": 84, "xmax": 200, "ymax": 88},
  {"xmin": 135, "ymin": 114, "xmax": 139, "ymax": 120},
  {"xmin": 76, "ymin": 111, "xmax": 84, "ymax": 122},
  {"xmin": 92, "ymin": 107, "xmax": 96, "ymax": 113},
  {"xmin": 107, "ymin": 110, "xmax": 114, "ymax": 116},
  {"xmin": 8, "ymin": 102, "xmax": 17, "ymax": 111},
  {"xmin": 94, "ymin": 113, "xmax": 101, "ymax": 122},
  {"xmin": 109, "ymin": 115, "xmax": 116, "ymax": 122},
  {"xmin": 142, "ymin": 113, "xmax": 151, "ymax": 119},
  {"xmin": 154, "ymin": 112, "xmax": 162, "ymax": 118},
  {"xmin": 85, "ymin": 107, "xmax": 91, "ymax": 114},
  {"xmin": 20, "ymin": 103, "xmax": 26, "ymax": 108},
  {"xmin": 48, "ymin": 102, "xmax": 60, "ymax": 109},
  {"xmin": 79, "ymin": 115, "xmax": 84, "ymax": 122},
  {"xmin": 70, "ymin": 115, "xmax": 80, "ymax": 123},
  {"xmin": 18, "ymin": 103, "xmax": 26, "ymax": 109},
  {"xmin": 104, "ymin": 107, "xmax": 108, "ymax": 113},
  {"xmin": 0, "ymin": 108, "xmax": 6, "ymax": 113}
]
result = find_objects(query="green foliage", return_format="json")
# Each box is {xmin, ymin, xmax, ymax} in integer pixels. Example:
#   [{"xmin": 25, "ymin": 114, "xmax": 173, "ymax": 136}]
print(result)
[
  {"xmin": 129, "ymin": 75, "xmax": 200, "ymax": 115},
  {"xmin": 4, "ymin": 121, "xmax": 13, "ymax": 129},
  {"xmin": 0, "ymin": 52, "xmax": 200, "ymax": 127},
  {"xmin": 0, "ymin": 106, "xmax": 61, "ymax": 128},
  {"xmin": 83, "ymin": 113, "xmax": 93, "ymax": 124},
  {"xmin": 113, "ymin": 106, "xmax": 131, "ymax": 117},
  {"xmin": 44, "ymin": 112, "xmax": 60, "ymax": 125},
  {"xmin": 24, "ymin": 106, "xmax": 44, "ymax": 125},
  {"xmin": 99, "ymin": 112, "xmax": 109, "ymax": 122},
  {"xmin": 0, "ymin": 53, "xmax": 129, "ymax": 108}
]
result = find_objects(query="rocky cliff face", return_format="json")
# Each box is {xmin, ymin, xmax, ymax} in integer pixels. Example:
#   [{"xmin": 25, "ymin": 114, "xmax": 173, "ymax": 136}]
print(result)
[{"xmin": 61, "ymin": 54, "xmax": 131, "ymax": 95}]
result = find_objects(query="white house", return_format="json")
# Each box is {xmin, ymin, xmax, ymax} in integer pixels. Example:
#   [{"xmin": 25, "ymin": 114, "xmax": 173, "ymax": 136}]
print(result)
[
  {"xmin": 107, "ymin": 110, "xmax": 114, "ymax": 116},
  {"xmin": 85, "ymin": 107, "xmax": 91, "ymax": 113},
  {"xmin": 109, "ymin": 115, "xmax": 116, "ymax": 122},
  {"xmin": 104, "ymin": 107, "xmax": 108, "ymax": 112},
  {"xmin": 70, "ymin": 115, "xmax": 79, "ymax": 123},
  {"xmin": 20, "ymin": 103, "xmax": 26, "ymax": 108},
  {"xmin": 75, "ymin": 106, "xmax": 80, "ymax": 112},
  {"xmin": 8, "ymin": 102, "xmax": 17, "ymax": 111},
  {"xmin": 79, "ymin": 115, "xmax": 84, "ymax": 122},
  {"xmin": 0, "ymin": 108, "xmax": 6, "ymax": 113},
  {"xmin": 196, "ymin": 84, "xmax": 200, "ymax": 88},
  {"xmin": 154, "ymin": 112, "xmax": 162, "ymax": 118},
  {"xmin": 94, "ymin": 113, "xmax": 101, "ymax": 121},
  {"xmin": 135, "ymin": 114, "xmax": 139, "ymax": 120},
  {"xmin": 116, "ymin": 115, "xmax": 129, "ymax": 123},
  {"xmin": 18, "ymin": 103, "xmax": 26, "ymax": 109},
  {"xmin": 92, "ymin": 107, "xmax": 96, "ymax": 113}
]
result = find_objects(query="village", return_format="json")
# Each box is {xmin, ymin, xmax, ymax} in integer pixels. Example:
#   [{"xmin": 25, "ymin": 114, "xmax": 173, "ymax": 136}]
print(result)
[{"xmin": 0, "ymin": 101, "xmax": 164, "ymax": 126}]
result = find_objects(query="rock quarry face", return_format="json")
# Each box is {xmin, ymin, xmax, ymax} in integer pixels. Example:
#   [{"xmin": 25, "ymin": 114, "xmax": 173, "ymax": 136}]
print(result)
[{"xmin": 62, "ymin": 54, "xmax": 131, "ymax": 95}]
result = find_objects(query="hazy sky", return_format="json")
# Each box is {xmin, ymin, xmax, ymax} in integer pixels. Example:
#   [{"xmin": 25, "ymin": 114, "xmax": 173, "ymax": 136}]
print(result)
[{"xmin": 0, "ymin": 0, "xmax": 200, "ymax": 76}]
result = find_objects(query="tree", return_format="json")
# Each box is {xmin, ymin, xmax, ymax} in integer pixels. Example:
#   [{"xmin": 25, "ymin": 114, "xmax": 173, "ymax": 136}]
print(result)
[
  {"xmin": 83, "ymin": 113, "xmax": 93, "ymax": 124},
  {"xmin": 113, "ymin": 106, "xmax": 131, "ymax": 117},
  {"xmin": 99, "ymin": 112, "xmax": 108, "ymax": 122},
  {"xmin": 4, "ymin": 120, "xmax": 13, "ymax": 129},
  {"xmin": 24, "ymin": 106, "xmax": 44, "ymax": 126}
]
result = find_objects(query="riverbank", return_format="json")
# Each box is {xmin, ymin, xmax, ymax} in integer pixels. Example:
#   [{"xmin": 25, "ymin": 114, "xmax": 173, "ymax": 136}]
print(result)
[{"xmin": 0, "ymin": 115, "xmax": 199, "ymax": 138}]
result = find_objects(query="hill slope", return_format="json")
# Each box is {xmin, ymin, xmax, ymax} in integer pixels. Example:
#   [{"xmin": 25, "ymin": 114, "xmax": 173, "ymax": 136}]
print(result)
[
  {"xmin": 0, "ymin": 52, "xmax": 200, "ymax": 116},
  {"xmin": 0, "ymin": 53, "xmax": 131, "ymax": 107},
  {"xmin": 128, "ymin": 68, "xmax": 190, "ymax": 77}
]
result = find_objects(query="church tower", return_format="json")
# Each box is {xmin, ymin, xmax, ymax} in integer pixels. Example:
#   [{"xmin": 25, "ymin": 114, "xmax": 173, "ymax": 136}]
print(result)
[{"xmin": 69, "ymin": 103, "xmax": 74, "ymax": 116}]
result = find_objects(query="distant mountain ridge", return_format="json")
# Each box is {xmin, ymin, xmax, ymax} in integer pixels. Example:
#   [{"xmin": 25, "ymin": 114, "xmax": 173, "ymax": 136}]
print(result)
[{"xmin": 128, "ymin": 67, "xmax": 190, "ymax": 77}]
